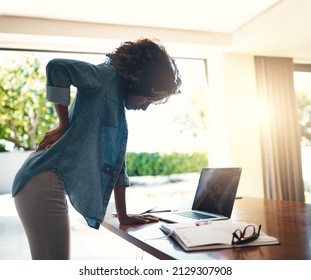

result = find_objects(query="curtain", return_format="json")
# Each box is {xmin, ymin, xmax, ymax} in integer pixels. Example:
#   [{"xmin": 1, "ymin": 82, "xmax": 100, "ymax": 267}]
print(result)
[{"xmin": 254, "ymin": 56, "xmax": 305, "ymax": 202}]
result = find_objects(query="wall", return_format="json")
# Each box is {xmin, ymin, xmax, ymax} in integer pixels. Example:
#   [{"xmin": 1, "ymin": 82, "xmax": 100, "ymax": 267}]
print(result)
[
  {"xmin": 0, "ymin": 152, "xmax": 31, "ymax": 194},
  {"xmin": 206, "ymin": 52, "xmax": 264, "ymax": 198}
]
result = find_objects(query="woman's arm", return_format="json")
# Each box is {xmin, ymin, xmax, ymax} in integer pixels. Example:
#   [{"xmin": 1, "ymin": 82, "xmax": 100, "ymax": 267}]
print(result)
[
  {"xmin": 36, "ymin": 59, "xmax": 115, "ymax": 151},
  {"xmin": 54, "ymin": 103, "xmax": 69, "ymax": 129},
  {"xmin": 114, "ymin": 185, "xmax": 158, "ymax": 225}
]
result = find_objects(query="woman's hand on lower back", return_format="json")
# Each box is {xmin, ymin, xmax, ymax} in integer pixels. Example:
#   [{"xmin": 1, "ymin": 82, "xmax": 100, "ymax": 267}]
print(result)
[{"xmin": 36, "ymin": 125, "xmax": 68, "ymax": 152}]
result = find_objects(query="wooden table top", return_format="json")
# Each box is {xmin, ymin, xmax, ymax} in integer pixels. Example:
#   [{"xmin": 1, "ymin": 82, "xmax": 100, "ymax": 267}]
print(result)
[{"xmin": 103, "ymin": 197, "xmax": 311, "ymax": 260}]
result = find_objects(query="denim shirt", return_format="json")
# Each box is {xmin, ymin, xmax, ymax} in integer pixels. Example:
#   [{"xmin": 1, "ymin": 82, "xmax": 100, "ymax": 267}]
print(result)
[{"xmin": 12, "ymin": 59, "xmax": 129, "ymax": 229}]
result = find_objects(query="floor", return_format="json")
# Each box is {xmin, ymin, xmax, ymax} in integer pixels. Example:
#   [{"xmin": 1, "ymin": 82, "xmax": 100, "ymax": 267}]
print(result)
[
  {"xmin": 0, "ymin": 194, "xmax": 158, "ymax": 260},
  {"xmin": 0, "ymin": 173, "xmax": 199, "ymax": 260}
]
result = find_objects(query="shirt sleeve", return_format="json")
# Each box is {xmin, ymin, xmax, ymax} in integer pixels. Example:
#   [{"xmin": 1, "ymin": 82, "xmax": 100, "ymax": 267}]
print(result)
[{"xmin": 45, "ymin": 59, "xmax": 114, "ymax": 106}]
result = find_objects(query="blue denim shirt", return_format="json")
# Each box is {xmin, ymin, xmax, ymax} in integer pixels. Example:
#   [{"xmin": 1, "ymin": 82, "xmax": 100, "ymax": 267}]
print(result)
[{"xmin": 12, "ymin": 59, "xmax": 129, "ymax": 229}]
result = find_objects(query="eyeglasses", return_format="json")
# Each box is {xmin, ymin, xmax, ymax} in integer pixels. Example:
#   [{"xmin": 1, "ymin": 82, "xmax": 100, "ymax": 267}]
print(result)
[{"xmin": 232, "ymin": 224, "xmax": 262, "ymax": 245}]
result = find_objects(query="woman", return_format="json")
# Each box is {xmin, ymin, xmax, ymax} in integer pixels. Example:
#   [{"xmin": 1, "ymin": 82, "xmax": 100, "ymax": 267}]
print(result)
[{"xmin": 12, "ymin": 38, "xmax": 181, "ymax": 259}]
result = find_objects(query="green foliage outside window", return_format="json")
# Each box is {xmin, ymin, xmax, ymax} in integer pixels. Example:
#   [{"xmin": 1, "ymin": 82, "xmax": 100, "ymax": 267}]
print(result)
[
  {"xmin": 0, "ymin": 55, "xmax": 57, "ymax": 151},
  {"xmin": 126, "ymin": 152, "xmax": 208, "ymax": 176}
]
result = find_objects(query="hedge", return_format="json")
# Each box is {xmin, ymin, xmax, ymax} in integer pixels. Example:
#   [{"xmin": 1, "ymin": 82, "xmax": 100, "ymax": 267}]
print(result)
[{"xmin": 126, "ymin": 152, "xmax": 208, "ymax": 176}]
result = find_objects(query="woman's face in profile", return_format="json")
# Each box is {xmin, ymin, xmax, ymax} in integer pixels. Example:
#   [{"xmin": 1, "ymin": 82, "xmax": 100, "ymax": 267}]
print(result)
[{"xmin": 125, "ymin": 93, "xmax": 153, "ymax": 111}]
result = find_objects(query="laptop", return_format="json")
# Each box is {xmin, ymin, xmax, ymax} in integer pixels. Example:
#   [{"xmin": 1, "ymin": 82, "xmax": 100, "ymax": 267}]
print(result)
[{"xmin": 148, "ymin": 167, "xmax": 242, "ymax": 223}]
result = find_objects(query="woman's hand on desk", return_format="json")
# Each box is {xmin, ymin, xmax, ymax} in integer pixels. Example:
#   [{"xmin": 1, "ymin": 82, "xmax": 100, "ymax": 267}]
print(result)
[
  {"xmin": 118, "ymin": 215, "xmax": 159, "ymax": 225},
  {"xmin": 114, "ymin": 185, "xmax": 158, "ymax": 225}
]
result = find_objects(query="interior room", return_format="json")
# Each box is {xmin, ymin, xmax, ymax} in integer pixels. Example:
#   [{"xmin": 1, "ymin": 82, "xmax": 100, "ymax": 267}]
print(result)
[{"xmin": 1, "ymin": 0, "xmax": 311, "ymax": 260}]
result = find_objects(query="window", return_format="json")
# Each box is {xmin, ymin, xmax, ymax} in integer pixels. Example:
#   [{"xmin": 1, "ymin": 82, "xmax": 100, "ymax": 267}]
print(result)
[
  {"xmin": 126, "ymin": 58, "xmax": 208, "ymax": 154},
  {"xmin": 0, "ymin": 51, "xmax": 209, "ymax": 154},
  {"xmin": 294, "ymin": 65, "xmax": 311, "ymax": 203}
]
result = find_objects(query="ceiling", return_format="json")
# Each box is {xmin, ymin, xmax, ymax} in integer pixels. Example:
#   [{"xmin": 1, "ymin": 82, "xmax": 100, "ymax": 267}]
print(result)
[
  {"xmin": 0, "ymin": 0, "xmax": 311, "ymax": 61},
  {"xmin": 0, "ymin": 0, "xmax": 280, "ymax": 33}
]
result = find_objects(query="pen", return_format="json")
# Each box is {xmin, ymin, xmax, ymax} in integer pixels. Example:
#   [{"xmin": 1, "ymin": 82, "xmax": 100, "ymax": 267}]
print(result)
[
  {"xmin": 148, "ymin": 209, "xmax": 176, "ymax": 213},
  {"xmin": 140, "ymin": 207, "xmax": 157, "ymax": 214},
  {"xmin": 195, "ymin": 220, "xmax": 211, "ymax": 226}
]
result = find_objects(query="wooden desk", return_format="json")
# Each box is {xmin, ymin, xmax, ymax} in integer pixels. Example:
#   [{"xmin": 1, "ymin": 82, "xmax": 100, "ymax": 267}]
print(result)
[{"xmin": 102, "ymin": 197, "xmax": 311, "ymax": 260}]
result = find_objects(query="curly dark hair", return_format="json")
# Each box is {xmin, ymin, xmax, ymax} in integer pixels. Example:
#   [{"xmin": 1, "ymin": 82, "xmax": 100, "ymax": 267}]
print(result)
[{"xmin": 106, "ymin": 38, "xmax": 181, "ymax": 103}]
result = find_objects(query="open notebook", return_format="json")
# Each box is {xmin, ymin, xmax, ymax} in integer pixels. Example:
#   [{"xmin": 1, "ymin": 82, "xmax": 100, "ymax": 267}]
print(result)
[
  {"xmin": 160, "ymin": 220, "xmax": 280, "ymax": 251},
  {"xmin": 150, "ymin": 168, "xmax": 242, "ymax": 223}
]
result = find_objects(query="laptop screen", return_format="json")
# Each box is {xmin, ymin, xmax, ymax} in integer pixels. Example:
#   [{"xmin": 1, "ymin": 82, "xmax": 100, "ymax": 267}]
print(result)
[{"xmin": 191, "ymin": 168, "xmax": 242, "ymax": 218}]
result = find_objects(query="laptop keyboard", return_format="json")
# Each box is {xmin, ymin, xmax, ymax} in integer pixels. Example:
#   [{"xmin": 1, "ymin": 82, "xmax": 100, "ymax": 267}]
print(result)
[{"xmin": 174, "ymin": 211, "xmax": 215, "ymax": 220}]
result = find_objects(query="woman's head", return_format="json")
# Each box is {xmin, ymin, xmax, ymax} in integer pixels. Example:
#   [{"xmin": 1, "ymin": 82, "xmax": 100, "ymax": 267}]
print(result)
[{"xmin": 107, "ymin": 38, "xmax": 181, "ymax": 108}]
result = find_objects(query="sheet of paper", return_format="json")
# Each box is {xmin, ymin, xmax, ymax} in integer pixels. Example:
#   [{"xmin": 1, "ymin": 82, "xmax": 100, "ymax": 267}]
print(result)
[{"xmin": 173, "ymin": 221, "xmax": 256, "ymax": 247}]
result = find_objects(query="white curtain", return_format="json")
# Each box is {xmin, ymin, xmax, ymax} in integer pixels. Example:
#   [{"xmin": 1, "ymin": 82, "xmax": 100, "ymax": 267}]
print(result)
[{"xmin": 254, "ymin": 56, "xmax": 305, "ymax": 202}]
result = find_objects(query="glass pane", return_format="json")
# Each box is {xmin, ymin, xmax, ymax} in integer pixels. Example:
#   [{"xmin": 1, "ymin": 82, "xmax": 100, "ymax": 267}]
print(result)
[
  {"xmin": 126, "ymin": 58, "xmax": 209, "ymax": 154},
  {"xmin": 294, "ymin": 71, "xmax": 311, "ymax": 204}
]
